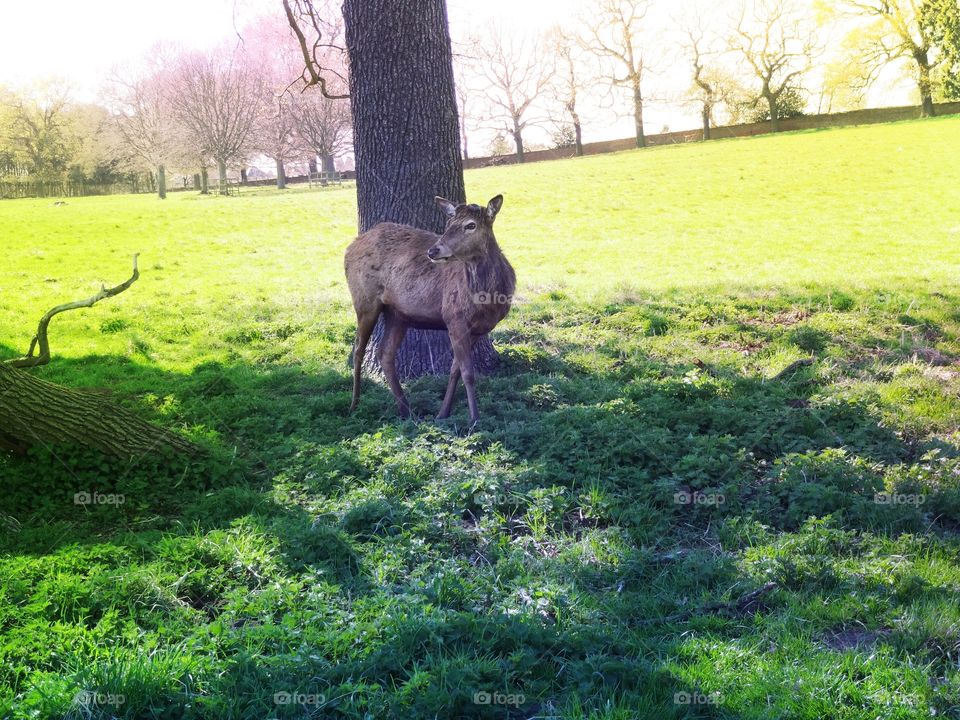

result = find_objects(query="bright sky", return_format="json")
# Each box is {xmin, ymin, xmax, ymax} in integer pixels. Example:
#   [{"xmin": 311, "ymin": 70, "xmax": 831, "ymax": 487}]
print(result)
[
  {"xmin": 0, "ymin": 0, "xmax": 571, "ymax": 97},
  {"xmin": 0, "ymin": 0, "xmax": 915, "ymax": 151},
  {"xmin": 0, "ymin": 1, "xmax": 254, "ymax": 97}
]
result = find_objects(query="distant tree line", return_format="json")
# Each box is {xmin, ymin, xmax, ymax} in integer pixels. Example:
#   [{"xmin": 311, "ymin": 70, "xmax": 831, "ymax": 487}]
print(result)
[
  {"xmin": 0, "ymin": 14, "xmax": 351, "ymax": 198},
  {"xmin": 2, "ymin": 0, "xmax": 958, "ymax": 193},
  {"xmin": 464, "ymin": 0, "xmax": 960, "ymax": 159}
]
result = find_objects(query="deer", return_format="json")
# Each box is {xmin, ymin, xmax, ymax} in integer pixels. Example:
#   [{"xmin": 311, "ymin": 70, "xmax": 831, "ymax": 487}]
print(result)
[{"xmin": 344, "ymin": 194, "xmax": 515, "ymax": 424}]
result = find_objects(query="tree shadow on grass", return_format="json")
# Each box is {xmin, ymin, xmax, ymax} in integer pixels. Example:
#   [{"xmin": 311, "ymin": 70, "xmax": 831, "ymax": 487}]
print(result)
[{"xmin": 2, "ymin": 286, "xmax": 959, "ymax": 718}]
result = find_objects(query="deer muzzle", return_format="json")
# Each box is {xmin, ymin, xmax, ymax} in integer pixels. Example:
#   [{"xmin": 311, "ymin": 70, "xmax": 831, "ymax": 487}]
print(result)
[{"xmin": 427, "ymin": 244, "xmax": 452, "ymax": 262}]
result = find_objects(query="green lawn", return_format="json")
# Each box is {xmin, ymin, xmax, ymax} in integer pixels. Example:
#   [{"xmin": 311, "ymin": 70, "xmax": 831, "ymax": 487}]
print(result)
[{"xmin": 2, "ymin": 115, "xmax": 960, "ymax": 719}]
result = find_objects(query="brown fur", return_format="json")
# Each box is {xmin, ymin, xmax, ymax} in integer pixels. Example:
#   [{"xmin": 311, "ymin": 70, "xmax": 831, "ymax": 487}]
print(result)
[{"xmin": 344, "ymin": 195, "xmax": 515, "ymax": 423}]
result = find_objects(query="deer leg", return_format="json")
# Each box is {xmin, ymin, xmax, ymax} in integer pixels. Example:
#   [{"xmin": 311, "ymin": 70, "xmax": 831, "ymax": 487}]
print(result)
[
  {"xmin": 450, "ymin": 329, "xmax": 480, "ymax": 424},
  {"xmin": 350, "ymin": 302, "xmax": 382, "ymax": 413},
  {"xmin": 436, "ymin": 357, "xmax": 461, "ymax": 419},
  {"xmin": 379, "ymin": 312, "xmax": 410, "ymax": 418},
  {"xmin": 438, "ymin": 336, "xmax": 482, "ymax": 419}
]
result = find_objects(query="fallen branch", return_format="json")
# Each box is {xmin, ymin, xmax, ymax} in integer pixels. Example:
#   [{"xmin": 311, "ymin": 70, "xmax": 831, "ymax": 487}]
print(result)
[
  {"xmin": 0, "ymin": 362, "xmax": 197, "ymax": 456},
  {"xmin": 5, "ymin": 254, "xmax": 140, "ymax": 369},
  {"xmin": 0, "ymin": 253, "xmax": 197, "ymax": 457},
  {"xmin": 634, "ymin": 582, "xmax": 777, "ymax": 626}
]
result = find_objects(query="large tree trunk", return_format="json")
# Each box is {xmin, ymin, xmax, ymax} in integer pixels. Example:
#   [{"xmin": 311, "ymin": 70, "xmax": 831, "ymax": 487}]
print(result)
[
  {"xmin": 632, "ymin": 78, "xmax": 646, "ymax": 148},
  {"xmin": 0, "ymin": 363, "xmax": 194, "ymax": 457},
  {"xmin": 321, "ymin": 154, "xmax": 336, "ymax": 173},
  {"xmin": 200, "ymin": 167, "xmax": 209, "ymax": 195},
  {"xmin": 157, "ymin": 164, "xmax": 166, "ymax": 200},
  {"xmin": 702, "ymin": 103, "xmax": 711, "ymax": 141},
  {"xmin": 276, "ymin": 157, "xmax": 287, "ymax": 189},
  {"xmin": 343, "ymin": 0, "xmax": 498, "ymax": 380}
]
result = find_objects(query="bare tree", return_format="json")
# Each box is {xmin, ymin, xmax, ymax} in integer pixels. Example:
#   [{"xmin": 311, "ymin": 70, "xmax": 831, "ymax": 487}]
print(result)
[
  {"xmin": 679, "ymin": 19, "xmax": 725, "ymax": 140},
  {"xmin": 816, "ymin": 56, "xmax": 872, "ymax": 113},
  {"xmin": 731, "ymin": 0, "xmax": 820, "ymax": 132},
  {"xmin": 107, "ymin": 56, "xmax": 174, "ymax": 199},
  {"xmin": 832, "ymin": 0, "xmax": 944, "ymax": 117},
  {"xmin": 474, "ymin": 26, "xmax": 555, "ymax": 163},
  {"xmin": 583, "ymin": 0, "xmax": 652, "ymax": 148},
  {"xmin": 244, "ymin": 16, "xmax": 309, "ymax": 189},
  {"xmin": 452, "ymin": 49, "xmax": 478, "ymax": 161},
  {"xmin": 547, "ymin": 27, "xmax": 586, "ymax": 156},
  {"xmin": 167, "ymin": 50, "xmax": 264, "ymax": 194},
  {"xmin": 293, "ymin": 86, "xmax": 351, "ymax": 173},
  {"xmin": 260, "ymin": 93, "xmax": 300, "ymax": 189}
]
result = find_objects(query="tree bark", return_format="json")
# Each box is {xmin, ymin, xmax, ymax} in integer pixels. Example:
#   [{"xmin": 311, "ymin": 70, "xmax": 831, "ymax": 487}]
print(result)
[
  {"xmin": 200, "ymin": 167, "xmax": 209, "ymax": 195},
  {"xmin": 568, "ymin": 104, "xmax": 584, "ymax": 156},
  {"xmin": 217, "ymin": 160, "xmax": 228, "ymax": 195},
  {"xmin": 0, "ymin": 363, "xmax": 194, "ymax": 457},
  {"xmin": 157, "ymin": 164, "xmax": 166, "ymax": 200},
  {"xmin": 343, "ymin": 0, "xmax": 498, "ymax": 380},
  {"xmin": 276, "ymin": 158, "xmax": 287, "ymax": 189},
  {"xmin": 767, "ymin": 94, "xmax": 780, "ymax": 132},
  {"xmin": 512, "ymin": 125, "xmax": 525, "ymax": 163},
  {"xmin": 632, "ymin": 79, "xmax": 646, "ymax": 148},
  {"xmin": 0, "ymin": 256, "xmax": 198, "ymax": 458},
  {"xmin": 702, "ymin": 104, "xmax": 711, "ymax": 141},
  {"xmin": 917, "ymin": 56, "xmax": 936, "ymax": 117},
  {"xmin": 321, "ymin": 154, "xmax": 336, "ymax": 173}
]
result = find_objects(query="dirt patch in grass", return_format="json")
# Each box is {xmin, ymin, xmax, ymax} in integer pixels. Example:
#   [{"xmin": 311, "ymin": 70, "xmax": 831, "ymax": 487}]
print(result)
[
  {"xmin": 819, "ymin": 626, "xmax": 892, "ymax": 652},
  {"xmin": 913, "ymin": 346, "xmax": 956, "ymax": 368},
  {"xmin": 742, "ymin": 308, "xmax": 812, "ymax": 329}
]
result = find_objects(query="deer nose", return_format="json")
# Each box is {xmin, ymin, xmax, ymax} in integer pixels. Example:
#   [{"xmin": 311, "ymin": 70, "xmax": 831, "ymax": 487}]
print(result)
[{"xmin": 427, "ymin": 247, "xmax": 440, "ymax": 260}]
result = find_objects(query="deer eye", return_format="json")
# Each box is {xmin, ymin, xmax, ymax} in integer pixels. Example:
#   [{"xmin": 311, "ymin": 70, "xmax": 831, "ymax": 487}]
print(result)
[{"xmin": 464, "ymin": 222, "xmax": 477, "ymax": 231}]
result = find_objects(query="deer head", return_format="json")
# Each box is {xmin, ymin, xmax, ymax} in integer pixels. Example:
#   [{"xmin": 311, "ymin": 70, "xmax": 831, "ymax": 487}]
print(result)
[{"xmin": 427, "ymin": 195, "xmax": 504, "ymax": 263}]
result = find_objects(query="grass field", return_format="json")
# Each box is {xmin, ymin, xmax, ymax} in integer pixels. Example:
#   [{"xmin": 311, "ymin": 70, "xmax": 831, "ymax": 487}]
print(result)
[{"xmin": 2, "ymin": 115, "xmax": 960, "ymax": 719}]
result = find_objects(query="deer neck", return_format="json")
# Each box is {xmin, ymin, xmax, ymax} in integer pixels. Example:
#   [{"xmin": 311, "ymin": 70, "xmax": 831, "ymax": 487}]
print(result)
[{"xmin": 463, "ymin": 241, "xmax": 514, "ymax": 297}]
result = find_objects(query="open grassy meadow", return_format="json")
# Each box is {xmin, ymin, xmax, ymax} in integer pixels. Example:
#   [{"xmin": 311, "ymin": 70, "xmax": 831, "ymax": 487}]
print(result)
[{"xmin": 3, "ymin": 116, "xmax": 960, "ymax": 719}]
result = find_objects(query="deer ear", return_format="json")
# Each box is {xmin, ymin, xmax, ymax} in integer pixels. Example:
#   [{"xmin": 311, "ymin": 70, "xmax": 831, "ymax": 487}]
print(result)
[
  {"xmin": 435, "ymin": 196, "xmax": 457, "ymax": 219},
  {"xmin": 486, "ymin": 195, "xmax": 504, "ymax": 222}
]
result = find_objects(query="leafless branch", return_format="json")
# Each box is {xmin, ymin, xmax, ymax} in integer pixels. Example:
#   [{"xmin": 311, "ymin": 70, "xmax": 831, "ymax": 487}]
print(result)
[
  {"xmin": 282, "ymin": 0, "xmax": 350, "ymax": 99},
  {"xmin": 6, "ymin": 254, "xmax": 140, "ymax": 369}
]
